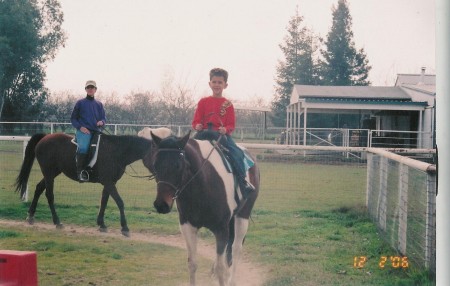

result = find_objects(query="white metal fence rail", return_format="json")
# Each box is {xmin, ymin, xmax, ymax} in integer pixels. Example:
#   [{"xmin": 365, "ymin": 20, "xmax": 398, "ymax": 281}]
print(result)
[{"xmin": 0, "ymin": 121, "xmax": 434, "ymax": 148}]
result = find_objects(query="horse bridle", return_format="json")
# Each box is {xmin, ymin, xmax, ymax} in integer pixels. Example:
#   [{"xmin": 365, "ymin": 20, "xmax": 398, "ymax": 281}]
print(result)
[
  {"xmin": 154, "ymin": 148, "xmax": 187, "ymax": 200},
  {"xmin": 155, "ymin": 137, "xmax": 220, "ymax": 200}
]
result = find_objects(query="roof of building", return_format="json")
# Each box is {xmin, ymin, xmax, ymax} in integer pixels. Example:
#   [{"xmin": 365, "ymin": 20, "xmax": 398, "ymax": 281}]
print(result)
[
  {"xmin": 401, "ymin": 84, "xmax": 436, "ymax": 95},
  {"xmin": 395, "ymin": 73, "xmax": 436, "ymax": 86},
  {"xmin": 292, "ymin": 85, "xmax": 412, "ymax": 100},
  {"xmin": 304, "ymin": 97, "xmax": 428, "ymax": 107}
]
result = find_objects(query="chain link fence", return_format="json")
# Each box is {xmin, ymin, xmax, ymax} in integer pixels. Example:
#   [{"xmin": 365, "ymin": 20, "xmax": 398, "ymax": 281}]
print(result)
[{"xmin": 366, "ymin": 149, "xmax": 436, "ymax": 273}]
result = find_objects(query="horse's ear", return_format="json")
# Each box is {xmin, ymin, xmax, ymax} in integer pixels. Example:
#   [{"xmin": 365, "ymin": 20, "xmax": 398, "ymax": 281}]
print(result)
[
  {"xmin": 178, "ymin": 131, "xmax": 191, "ymax": 149},
  {"xmin": 150, "ymin": 131, "xmax": 162, "ymax": 146}
]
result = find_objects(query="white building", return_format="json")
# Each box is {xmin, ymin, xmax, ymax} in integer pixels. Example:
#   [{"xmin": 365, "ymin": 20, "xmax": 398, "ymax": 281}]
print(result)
[{"xmin": 286, "ymin": 68, "xmax": 436, "ymax": 148}]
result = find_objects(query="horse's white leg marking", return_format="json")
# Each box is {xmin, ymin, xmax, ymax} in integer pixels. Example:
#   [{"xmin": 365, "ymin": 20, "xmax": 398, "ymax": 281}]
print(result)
[
  {"xmin": 180, "ymin": 223, "xmax": 199, "ymax": 286},
  {"xmin": 215, "ymin": 251, "xmax": 229, "ymax": 286},
  {"xmin": 229, "ymin": 217, "xmax": 249, "ymax": 286}
]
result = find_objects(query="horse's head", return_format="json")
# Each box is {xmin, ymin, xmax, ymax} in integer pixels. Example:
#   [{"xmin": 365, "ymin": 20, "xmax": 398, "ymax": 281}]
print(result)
[{"xmin": 151, "ymin": 131, "xmax": 190, "ymax": 214}]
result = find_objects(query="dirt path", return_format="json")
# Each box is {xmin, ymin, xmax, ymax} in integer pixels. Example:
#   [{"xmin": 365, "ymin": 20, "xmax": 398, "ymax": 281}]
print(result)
[{"xmin": 0, "ymin": 219, "xmax": 267, "ymax": 286}]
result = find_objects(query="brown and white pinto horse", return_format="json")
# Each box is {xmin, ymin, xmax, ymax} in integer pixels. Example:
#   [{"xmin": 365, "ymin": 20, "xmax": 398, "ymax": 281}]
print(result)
[{"xmin": 150, "ymin": 132, "xmax": 259, "ymax": 286}]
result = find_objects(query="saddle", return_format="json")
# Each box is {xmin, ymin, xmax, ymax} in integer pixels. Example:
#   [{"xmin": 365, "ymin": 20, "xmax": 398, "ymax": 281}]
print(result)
[
  {"xmin": 71, "ymin": 133, "xmax": 102, "ymax": 180},
  {"xmin": 194, "ymin": 129, "xmax": 232, "ymax": 172},
  {"xmin": 194, "ymin": 130, "xmax": 254, "ymax": 174}
]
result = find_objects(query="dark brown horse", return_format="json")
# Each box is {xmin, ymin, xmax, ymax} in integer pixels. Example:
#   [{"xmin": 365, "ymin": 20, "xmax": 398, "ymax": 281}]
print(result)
[
  {"xmin": 14, "ymin": 129, "xmax": 167, "ymax": 236},
  {"xmin": 150, "ymin": 132, "xmax": 259, "ymax": 286}
]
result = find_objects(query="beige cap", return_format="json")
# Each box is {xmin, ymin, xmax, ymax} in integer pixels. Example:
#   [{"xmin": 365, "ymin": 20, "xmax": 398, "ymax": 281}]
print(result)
[{"xmin": 85, "ymin": 80, "xmax": 97, "ymax": 88}]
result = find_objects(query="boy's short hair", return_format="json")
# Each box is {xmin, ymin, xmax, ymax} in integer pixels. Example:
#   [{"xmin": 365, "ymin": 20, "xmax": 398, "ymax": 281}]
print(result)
[{"xmin": 209, "ymin": 68, "xmax": 228, "ymax": 82}]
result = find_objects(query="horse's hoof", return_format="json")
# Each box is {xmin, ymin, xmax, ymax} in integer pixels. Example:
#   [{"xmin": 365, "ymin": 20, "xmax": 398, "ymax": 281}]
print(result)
[
  {"xmin": 56, "ymin": 224, "xmax": 64, "ymax": 229},
  {"xmin": 26, "ymin": 216, "xmax": 34, "ymax": 225},
  {"xmin": 98, "ymin": 227, "xmax": 108, "ymax": 233},
  {"xmin": 121, "ymin": 230, "xmax": 130, "ymax": 237}
]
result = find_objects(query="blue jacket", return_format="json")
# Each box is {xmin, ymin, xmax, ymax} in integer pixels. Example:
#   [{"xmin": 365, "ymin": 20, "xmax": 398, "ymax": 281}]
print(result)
[{"xmin": 71, "ymin": 96, "xmax": 106, "ymax": 132}]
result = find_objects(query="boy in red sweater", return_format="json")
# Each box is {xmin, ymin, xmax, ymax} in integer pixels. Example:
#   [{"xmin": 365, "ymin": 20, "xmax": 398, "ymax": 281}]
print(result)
[{"xmin": 192, "ymin": 68, "xmax": 255, "ymax": 199}]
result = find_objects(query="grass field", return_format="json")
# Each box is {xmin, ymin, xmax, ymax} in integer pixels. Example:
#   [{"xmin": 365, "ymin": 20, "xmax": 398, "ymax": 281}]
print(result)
[{"xmin": 0, "ymin": 141, "xmax": 435, "ymax": 285}]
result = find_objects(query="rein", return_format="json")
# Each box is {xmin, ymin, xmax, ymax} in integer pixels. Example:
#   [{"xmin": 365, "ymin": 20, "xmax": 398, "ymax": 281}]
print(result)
[
  {"xmin": 156, "ymin": 136, "xmax": 222, "ymax": 200},
  {"xmin": 125, "ymin": 165, "xmax": 156, "ymax": 180},
  {"xmin": 125, "ymin": 145, "xmax": 157, "ymax": 180}
]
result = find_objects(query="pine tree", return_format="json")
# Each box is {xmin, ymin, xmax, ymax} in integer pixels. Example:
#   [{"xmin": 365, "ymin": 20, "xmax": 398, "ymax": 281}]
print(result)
[
  {"xmin": 320, "ymin": 0, "xmax": 371, "ymax": 86},
  {"xmin": 271, "ymin": 8, "xmax": 320, "ymax": 127}
]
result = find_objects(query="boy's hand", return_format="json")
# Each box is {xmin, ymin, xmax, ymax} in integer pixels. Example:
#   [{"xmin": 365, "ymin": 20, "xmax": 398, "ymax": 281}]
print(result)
[
  {"xmin": 218, "ymin": 127, "xmax": 227, "ymax": 134},
  {"xmin": 195, "ymin": 124, "xmax": 203, "ymax": 131}
]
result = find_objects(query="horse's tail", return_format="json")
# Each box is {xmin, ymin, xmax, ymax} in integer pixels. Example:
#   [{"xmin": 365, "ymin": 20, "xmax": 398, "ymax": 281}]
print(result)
[
  {"xmin": 14, "ymin": 133, "xmax": 47, "ymax": 199},
  {"xmin": 226, "ymin": 216, "xmax": 235, "ymax": 267}
]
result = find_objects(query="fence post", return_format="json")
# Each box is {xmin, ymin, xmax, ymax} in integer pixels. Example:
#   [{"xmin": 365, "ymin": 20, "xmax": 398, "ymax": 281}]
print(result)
[
  {"xmin": 397, "ymin": 163, "xmax": 408, "ymax": 254},
  {"xmin": 425, "ymin": 172, "xmax": 436, "ymax": 269},
  {"xmin": 377, "ymin": 156, "xmax": 388, "ymax": 232},
  {"xmin": 366, "ymin": 153, "xmax": 373, "ymax": 207}
]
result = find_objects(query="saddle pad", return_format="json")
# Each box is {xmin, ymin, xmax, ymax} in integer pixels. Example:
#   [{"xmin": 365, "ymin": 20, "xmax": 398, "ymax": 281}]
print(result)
[{"xmin": 87, "ymin": 134, "xmax": 101, "ymax": 168}]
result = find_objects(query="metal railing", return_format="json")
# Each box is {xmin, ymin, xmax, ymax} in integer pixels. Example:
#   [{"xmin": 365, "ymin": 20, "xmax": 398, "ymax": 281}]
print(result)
[
  {"xmin": 279, "ymin": 127, "xmax": 433, "ymax": 149},
  {"xmin": 0, "ymin": 122, "xmax": 434, "ymax": 148}
]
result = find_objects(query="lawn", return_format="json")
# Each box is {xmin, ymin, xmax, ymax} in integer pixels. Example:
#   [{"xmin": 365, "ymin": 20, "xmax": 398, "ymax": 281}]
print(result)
[{"xmin": 0, "ymin": 142, "xmax": 435, "ymax": 285}]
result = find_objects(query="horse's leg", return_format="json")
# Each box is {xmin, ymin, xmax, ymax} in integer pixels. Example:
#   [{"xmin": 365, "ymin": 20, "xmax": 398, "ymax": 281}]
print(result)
[
  {"xmin": 26, "ymin": 179, "xmax": 46, "ymax": 224},
  {"xmin": 97, "ymin": 187, "xmax": 110, "ymax": 232},
  {"xmin": 44, "ymin": 178, "xmax": 63, "ymax": 229},
  {"xmin": 105, "ymin": 183, "xmax": 129, "ymax": 236},
  {"xmin": 213, "ymin": 228, "xmax": 230, "ymax": 286},
  {"xmin": 229, "ymin": 217, "xmax": 249, "ymax": 286},
  {"xmin": 180, "ymin": 223, "xmax": 199, "ymax": 286}
]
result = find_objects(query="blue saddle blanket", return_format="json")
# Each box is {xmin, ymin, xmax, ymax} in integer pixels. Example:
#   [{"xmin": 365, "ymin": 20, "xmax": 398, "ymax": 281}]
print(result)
[{"xmin": 243, "ymin": 151, "xmax": 255, "ymax": 171}]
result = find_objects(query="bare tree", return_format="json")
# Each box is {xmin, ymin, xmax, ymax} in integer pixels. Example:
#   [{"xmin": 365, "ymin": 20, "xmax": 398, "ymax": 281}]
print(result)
[
  {"xmin": 97, "ymin": 92, "xmax": 128, "ymax": 124},
  {"xmin": 41, "ymin": 91, "xmax": 77, "ymax": 122},
  {"xmin": 124, "ymin": 91, "xmax": 159, "ymax": 124},
  {"xmin": 157, "ymin": 70, "xmax": 196, "ymax": 125}
]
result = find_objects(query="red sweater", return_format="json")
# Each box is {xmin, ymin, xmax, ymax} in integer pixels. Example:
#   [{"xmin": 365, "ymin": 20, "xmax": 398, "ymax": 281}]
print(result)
[{"xmin": 192, "ymin": 96, "xmax": 235, "ymax": 135}]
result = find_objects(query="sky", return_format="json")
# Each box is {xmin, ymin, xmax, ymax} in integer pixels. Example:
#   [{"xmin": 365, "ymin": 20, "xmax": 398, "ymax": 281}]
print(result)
[{"xmin": 44, "ymin": 0, "xmax": 436, "ymax": 104}]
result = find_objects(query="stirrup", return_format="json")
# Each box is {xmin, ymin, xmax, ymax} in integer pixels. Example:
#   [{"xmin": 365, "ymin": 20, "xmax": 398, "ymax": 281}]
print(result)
[
  {"xmin": 241, "ymin": 180, "xmax": 255, "ymax": 196},
  {"xmin": 78, "ymin": 170, "xmax": 89, "ymax": 182},
  {"xmin": 243, "ymin": 180, "xmax": 255, "ymax": 190}
]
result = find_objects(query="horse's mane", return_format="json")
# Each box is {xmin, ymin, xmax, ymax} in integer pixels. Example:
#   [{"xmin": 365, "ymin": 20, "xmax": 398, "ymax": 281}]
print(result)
[
  {"xmin": 100, "ymin": 134, "xmax": 151, "ymax": 157},
  {"xmin": 104, "ymin": 134, "xmax": 149, "ymax": 143}
]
